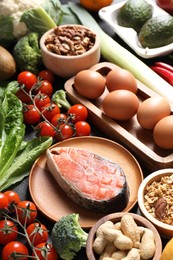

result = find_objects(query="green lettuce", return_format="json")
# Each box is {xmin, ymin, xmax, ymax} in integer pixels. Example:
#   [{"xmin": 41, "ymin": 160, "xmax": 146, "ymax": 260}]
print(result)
[{"xmin": 0, "ymin": 91, "xmax": 53, "ymax": 191}]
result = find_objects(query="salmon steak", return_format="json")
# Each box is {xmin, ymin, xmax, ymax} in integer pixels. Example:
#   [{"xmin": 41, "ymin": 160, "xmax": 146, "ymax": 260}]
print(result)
[{"xmin": 46, "ymin": 147, "xmax": 130, "ymax": 213}]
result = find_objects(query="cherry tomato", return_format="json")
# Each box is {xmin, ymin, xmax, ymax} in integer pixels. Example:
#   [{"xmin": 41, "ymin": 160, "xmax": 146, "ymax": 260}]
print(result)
[
  {"xmin": 16, "ymin": 201, "xmax": 37, "ymax": 225},
  {"xmin": 156, "ymin": 0, "xmax": 173, "ymax": 14},
  {"xmin": 23, "ymin": 104, "xmax": 41, "ymax": 125},
  {"xmin": 41, "ymin": 103, "xmax": 60, "ymax": 121},
  {"xmin": 16, "ymin": 89, "xmax": 31, "ymax": 104},
  {"xmin": 56, "ymin": 123, "xmax": 74, "ymax": 141},
  {"xmin": 3, "ymin": 190, "xmax": 21, "ymax": 212},
  {"xmin": 2, "ymin": 241, "xmax": 29, "ymax": 260},
  {"xmin": 35, "ymin": 122, "xmax": 56, "ymax": 138},
  {"xmin": 0, "ymin": 193, "xmax": 9, "ymax": 209},
  {"xmin": 38, "ymin": 70, "xmax": 55, "ymax": 84},
  {"xmin": 17, "ymin": 71, "xmax": 37, "ymax": 92},
  {"xmin": 32, "ymin": 242, "xmax": 58, "ymax": 260},
  {"xmin": 67, "ymin": 104, "xmax": 88, "ymax": 123},
  {"xmin": 51, "ymin": 113, "xmax": 67, "ymax": 127},
  {"xmin": 75, "ymin": 121, "xmax": 91, "ymax": 137},
  {"xmin": 34, "ymin": 93, "xmax": 51, "ymax": 110},
  {"xmin": 4, "ymin": 190, "xmax": 20, "ymax": 205},
  {"xmin": 35, "ymin": 80, "xmax": 53, "ymax": 97},
  {"xmin": 26, "ymin": 222, "xmax": 48, "ymax": 246},
  {"xmin": 0, "ymin": 220, "xmax": 18, "ymax": 245}
]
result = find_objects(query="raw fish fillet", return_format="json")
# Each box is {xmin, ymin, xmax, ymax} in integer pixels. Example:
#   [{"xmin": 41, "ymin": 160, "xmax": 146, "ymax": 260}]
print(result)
[{"xmin": 46, "ymin": 147, "xmax": 130, "ymax": 213}]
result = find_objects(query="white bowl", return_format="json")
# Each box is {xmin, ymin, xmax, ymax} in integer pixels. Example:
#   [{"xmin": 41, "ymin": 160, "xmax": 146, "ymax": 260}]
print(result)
[
  {"xmin": 138, "ymin": 168, "xmax": 173, "ymax": 238},
  {"xmin": 40, "ymin": 24, "xmax": 100, "ymax": 78}
]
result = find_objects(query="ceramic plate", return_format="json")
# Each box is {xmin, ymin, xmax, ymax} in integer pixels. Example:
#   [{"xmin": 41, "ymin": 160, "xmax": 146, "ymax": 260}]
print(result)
[
  {"xmin": 99, "ymin": 0, "xmax": 173, "ymax": 58},
  {"xmin": 29, "ymin": 136, "xmax": 143, "ymax": 228}
]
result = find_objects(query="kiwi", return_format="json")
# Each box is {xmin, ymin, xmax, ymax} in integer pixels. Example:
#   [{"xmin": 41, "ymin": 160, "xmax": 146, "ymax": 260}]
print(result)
[{"xmin": 0, "ymin": 46, "xmax": 16, "ymax": 80}]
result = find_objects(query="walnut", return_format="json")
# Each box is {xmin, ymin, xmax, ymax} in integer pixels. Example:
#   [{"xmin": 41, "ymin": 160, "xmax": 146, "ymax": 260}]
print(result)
[{"xmin": 44, "ymin": 25, "xmax": 96, "ymax": 56}]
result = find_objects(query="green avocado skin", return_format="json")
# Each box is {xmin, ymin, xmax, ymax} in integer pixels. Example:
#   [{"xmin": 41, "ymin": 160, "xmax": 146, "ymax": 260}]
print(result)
[
  {"xmin": 138, "ymin": 14, "xmax": 173, "ymax": 48},
  {"xmin": 117, "ymin": 0, "xmax": 153, "ymax": 33}
]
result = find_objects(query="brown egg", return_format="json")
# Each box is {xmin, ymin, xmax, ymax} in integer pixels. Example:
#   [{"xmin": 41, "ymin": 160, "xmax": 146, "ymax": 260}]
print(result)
[
  {"xmin": 74, "ymin": 70, "xmax": 106, "ymax": 99},
  {"xmin": 153, "ymin": 115, "xmax": 173, "ymax": 149},
  {"xmin": 102, "ymin": 89, "xmax": 139, "ymax": 121},
  {"xmin": 106, "ymin": 68, "xmax": 138, "ymax": 93},
  {"xmin": 137, "ymin": 97, "xmax": 171, "ymax": 129}
]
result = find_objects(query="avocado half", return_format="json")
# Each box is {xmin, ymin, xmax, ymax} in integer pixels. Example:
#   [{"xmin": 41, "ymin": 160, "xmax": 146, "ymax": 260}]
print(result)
[
  {"xmin": 139, "ymin": 14, "xmax": 173, "ymax": 49},
  {"xmin": 117, "ymin": 0, "xmax": 153, "ymax": 33}
]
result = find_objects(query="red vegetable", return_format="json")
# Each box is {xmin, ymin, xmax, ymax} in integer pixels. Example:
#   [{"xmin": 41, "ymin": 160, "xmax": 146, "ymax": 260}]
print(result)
[
  {"xmin": 35, "ymin": 122, "xmax": 56, "ymax": 138},
  {"xmin": 0, "ymin": 220, "xmax": 18, "ymax": 245},
  {"xmin": 23, "ymin": 104, "xmax": 41, "ymax": 125},
  {"xmin": 17, "ymin": 71, "xmax": 37, "ymax": 92},
  {"xmin": 154, "ymin": 62, "xmax": 173, "ymax": 73},
  {"xmin": 26, "ymin": 222, "xmax": 48, "ymax": 246},
  {"xmin": 16, "ymin": 200, "xmax": 38, "ymax": 225},
  {"xmin": 2, "ymin": 241, "xmax": 29, "ymax": 260},
  {"xmin": 156, "ymin": 0, "xmax": 173, "ymax": 15},
  {"xmin": 150, "ymin": 66, "xmax": 173, "ymax": 86}
]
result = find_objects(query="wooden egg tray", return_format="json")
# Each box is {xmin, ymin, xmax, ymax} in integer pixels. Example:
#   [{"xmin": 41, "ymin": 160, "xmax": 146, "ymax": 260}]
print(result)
[{"xmin": 64, "ymin": 62, "xmax": 173, "ymax": 171}]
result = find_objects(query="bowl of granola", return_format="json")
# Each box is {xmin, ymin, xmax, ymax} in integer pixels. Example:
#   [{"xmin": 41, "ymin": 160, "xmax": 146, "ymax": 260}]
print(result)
[
  {"xmin": 138, "ymin": 168, "xmax": 173, "ymax": 238},
  {"xmin": 40, "ymin": 24, "xmax": 100, "ymax": 78}
]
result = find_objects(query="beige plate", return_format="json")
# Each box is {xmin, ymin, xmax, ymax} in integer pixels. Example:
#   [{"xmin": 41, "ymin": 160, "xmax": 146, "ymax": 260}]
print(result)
[{"xmin": 29, "ymin": 136, "xmax": 143, "ymax": 228}]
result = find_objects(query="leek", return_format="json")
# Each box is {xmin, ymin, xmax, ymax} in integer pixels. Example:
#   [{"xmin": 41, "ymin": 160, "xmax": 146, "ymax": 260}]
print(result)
[{"xmin": 68, "ymin": 3, "xmax": 173, "ymax": 104}]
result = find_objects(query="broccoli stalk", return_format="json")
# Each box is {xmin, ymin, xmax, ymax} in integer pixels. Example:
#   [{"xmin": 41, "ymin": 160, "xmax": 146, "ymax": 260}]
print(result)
[
  {"xmin": 51, "ymin": 213, "xmax": 88, "ymax": 260},
  {"xmin": 52, "ymin": 89, "xmax": 71, "ymax": 110}
]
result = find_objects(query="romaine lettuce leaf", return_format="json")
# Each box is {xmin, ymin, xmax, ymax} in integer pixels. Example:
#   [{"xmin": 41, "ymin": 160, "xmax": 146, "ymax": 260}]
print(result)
[
  {"xmin": 0, "ymin": 92, "xmax": 25, "ymax": 181},
  {"xmin": 0, "ymin": 136, "xmax": 53, "ymax": 191}
]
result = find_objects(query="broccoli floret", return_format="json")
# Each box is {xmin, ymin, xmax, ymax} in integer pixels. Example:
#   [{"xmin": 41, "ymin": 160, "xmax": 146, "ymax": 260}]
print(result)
[
  {"xmin": 13, "ymin": 32, "xmax": 42, "ymax": 74},
  {"xmin": 51, "ymin": 213, "xmax": 88, "ymax": 260},
  {"xmin": 52, "ymin": 90, "xmax": 71, "ymax": 110}
]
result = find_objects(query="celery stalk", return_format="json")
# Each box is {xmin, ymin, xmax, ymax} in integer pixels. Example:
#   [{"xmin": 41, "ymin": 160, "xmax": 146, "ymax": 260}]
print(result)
[{"xmin": 68, "ymin": 3, "xmax": 173, "ymax": 104}]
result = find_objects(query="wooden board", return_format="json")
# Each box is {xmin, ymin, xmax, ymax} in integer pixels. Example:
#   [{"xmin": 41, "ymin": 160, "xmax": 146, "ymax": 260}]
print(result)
[{"xmin": 64, "ymin": 62, "xmax": 173, "ymax": 171}]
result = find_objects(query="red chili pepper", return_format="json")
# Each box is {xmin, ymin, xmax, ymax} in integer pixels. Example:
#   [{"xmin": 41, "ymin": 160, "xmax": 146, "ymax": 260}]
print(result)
[
  {"xmin": 154, "ymin": 62, "xmax": 173, "ymax": 73},
  {"xmin": 150, "ymin": 66, "xmax": 173, "ymax": 86}
]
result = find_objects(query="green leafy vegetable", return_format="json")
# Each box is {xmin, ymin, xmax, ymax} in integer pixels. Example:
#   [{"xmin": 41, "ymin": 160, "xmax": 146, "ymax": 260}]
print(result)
[
  {"xmin": 21, "ymin": 0, "xmax": 63, "ymax": 34},
  {"xmin": 0, "ymin": 90, "xmax": 53, "ymax": 191},
  {"xmin": 5, "ymin": 81, "xmax": 20, "ymax": 95},
  {"xmin": 0, "ymin": 92, "xmax": 25, "ymax": 182},
  {"xmin": 61, "ymin": 4, "xmax": 80, "ymax": 25},
  {"xmin": 0, "ymin": 136, "xmax": 53, "ymax": 191}
]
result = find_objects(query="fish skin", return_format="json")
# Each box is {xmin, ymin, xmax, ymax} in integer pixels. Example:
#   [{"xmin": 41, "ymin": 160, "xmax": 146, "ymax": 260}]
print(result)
[{"xmin": 46, "ymin": 147, "xmax": 130, "ymax": 213}]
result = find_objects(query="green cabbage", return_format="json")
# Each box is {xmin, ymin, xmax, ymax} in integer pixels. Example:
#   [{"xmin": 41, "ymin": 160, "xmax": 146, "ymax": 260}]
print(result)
[{"xmin": 21, "ymin": 0, "xmax": 63, "ymax": 35}]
